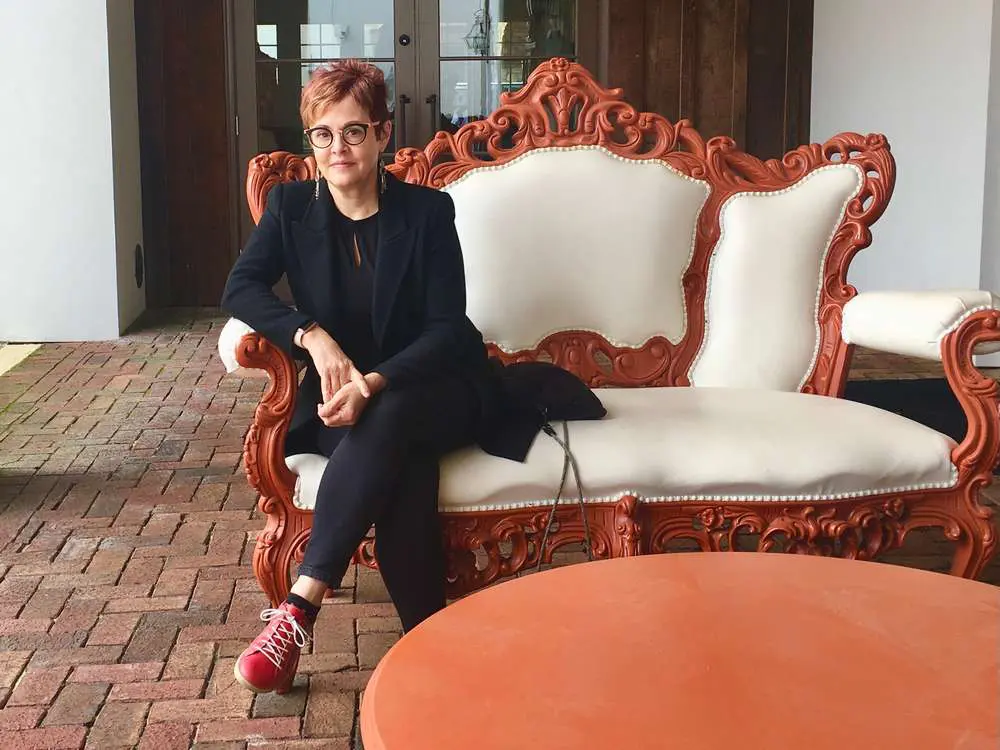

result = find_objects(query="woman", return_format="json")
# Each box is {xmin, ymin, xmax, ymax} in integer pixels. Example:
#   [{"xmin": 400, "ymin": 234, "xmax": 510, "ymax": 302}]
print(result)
[{"xmin": 222, "ymin": 59, "xmax": 491, "ymax": 695}]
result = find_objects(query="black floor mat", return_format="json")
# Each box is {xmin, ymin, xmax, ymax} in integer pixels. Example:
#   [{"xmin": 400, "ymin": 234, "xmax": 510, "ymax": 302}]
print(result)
[
  {"xmin": 843, "ymin": 378, "xmax": 966, "ymax": 440},
  {"xmin": 840, "ymin": 378, "xmax": 991, "ymax": 470}
]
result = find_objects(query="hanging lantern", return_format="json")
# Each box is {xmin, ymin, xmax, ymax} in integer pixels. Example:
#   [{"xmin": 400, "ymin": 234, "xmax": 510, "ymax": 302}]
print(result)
[{"xmin": 464, "ymin": 9, "xmax": 489, "ymax": 56}]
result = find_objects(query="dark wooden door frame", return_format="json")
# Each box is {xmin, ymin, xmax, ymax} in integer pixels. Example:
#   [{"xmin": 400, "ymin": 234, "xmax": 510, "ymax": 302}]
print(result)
[{"xmin": 135, "ymin": 0, "xmax": 239, "ymax": 309}]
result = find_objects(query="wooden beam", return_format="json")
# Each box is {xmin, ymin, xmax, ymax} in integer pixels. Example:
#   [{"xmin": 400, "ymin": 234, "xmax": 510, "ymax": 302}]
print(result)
[{"xmin": 607, "ymin": 0, "xmax": 647, "ymax": 109}]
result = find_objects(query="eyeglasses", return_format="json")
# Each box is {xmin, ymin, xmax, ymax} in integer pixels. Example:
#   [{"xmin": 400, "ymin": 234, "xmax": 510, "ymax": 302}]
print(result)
[{"xmin": 304, "ymin": 122, "xmax": 380, "ymax": 149}]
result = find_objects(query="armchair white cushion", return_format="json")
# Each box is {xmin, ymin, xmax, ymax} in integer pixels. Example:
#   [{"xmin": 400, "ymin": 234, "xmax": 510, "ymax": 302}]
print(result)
[
  {"xmin": 217, "ymin": 318, "xmax": 255, "ymax": 373},
  {"xmin": 842, "ymin": 290, "xmax": 1000, "ymax": 360}
]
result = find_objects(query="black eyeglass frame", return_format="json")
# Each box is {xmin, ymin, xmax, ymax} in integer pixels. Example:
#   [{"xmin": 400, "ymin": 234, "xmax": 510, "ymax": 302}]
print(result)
[{"xmin": 303, "ymin": 121, "xmax": 383, "ymax": 148}]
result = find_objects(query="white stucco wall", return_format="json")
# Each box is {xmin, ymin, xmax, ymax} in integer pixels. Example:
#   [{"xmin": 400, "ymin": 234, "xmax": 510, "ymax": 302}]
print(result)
[
  {"xmin": 981, "ymin": 1, "xmax": 1000, "ymax": 305},
  {"xmin": 0, "ymin": 0, "xmax": 144, "ymax": 342},
  {"xmin": 107, "ymin": 0, "xmax": 145, "ymax": 334},
  {"xmin": 811, "ymin": 0, "xmax": 995, "ymax": 295}
]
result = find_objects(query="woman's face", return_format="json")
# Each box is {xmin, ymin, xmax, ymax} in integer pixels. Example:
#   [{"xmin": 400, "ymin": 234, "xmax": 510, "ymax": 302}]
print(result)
[{"xmin": 307, "ymin": 96, "xmax": 391, "ymax": 194}]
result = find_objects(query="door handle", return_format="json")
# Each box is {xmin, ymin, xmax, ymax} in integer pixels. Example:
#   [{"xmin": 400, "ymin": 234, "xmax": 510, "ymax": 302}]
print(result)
[
  {"xmin": 425, "ymin": 93, "xmax": 438, "ymax": 134},
  {"xmin": 397, "ymin": 94, "xmax": 412, "ymax": 146}
]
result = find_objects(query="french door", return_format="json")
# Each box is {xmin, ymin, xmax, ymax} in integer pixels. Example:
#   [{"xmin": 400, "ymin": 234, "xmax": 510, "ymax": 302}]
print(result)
[
  {"xmin": 232, "ymin": 1, "xmax": 597, "ymax": 245},
  {"xmin": 410, "ymin": 0, "xmax": 597, "ymax": 148}
]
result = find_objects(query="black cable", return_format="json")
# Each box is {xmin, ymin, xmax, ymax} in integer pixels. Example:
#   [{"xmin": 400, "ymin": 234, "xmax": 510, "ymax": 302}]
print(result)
[{"xmin": 535, "ymin": 420, "xmax": 593, "ymax": 572}]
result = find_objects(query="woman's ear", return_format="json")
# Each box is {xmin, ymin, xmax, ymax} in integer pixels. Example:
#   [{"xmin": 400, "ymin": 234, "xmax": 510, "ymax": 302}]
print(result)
[{"xmin": 378, "ymin": 120, "xmax": 393, "ymax": 148}]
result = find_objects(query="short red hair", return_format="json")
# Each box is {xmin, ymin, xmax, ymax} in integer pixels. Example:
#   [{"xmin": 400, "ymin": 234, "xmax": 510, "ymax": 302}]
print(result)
[{"xmin": 300, "ymin": 59, "xmax": 390, "ymax": 134}]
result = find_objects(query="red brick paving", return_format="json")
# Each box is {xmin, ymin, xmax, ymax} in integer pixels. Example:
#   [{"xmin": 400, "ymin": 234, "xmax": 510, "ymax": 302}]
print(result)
[{"xmin": 0, "ymin": 310, "xmax": 998, "ymax": 748}]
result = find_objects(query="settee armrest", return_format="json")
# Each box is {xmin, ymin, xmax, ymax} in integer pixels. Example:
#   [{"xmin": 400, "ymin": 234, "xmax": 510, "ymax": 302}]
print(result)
[
  {"xmin": 218, "ymin": 318, "xmax": 256, "ymax": 373},
  {"xmin": 217, "ymin": 317, "xmax": 298, "ymax": 508},
  {"xmin": 843, "ymin": 293, "xmax": 1000, "ymax": 479},
  {"xmin": 841, "ymin": 290, "xmax": 1000, "ymax": 360}
]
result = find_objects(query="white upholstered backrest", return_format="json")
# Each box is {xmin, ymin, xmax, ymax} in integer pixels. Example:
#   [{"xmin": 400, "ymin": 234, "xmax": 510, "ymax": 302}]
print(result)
[
  {"xmin": 689, "ymin": 164, "xmax": 863, "ymax": 389},
  {"xmin": 444, "ymin": 147, "xmax": 863, "ymax": 391},
  {"xmin": 443, "ymin": 146, "xmax": 711, "ymax": 350}
]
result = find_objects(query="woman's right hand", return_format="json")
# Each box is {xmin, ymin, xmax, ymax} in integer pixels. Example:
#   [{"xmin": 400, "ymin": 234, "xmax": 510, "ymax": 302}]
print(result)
[{"xmin": 301, "ymin": 327, "xmax": 370, "ymax": 401}]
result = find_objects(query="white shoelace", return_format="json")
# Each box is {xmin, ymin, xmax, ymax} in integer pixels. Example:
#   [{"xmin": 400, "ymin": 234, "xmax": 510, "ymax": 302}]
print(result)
[{"xmin": 255, "ymin": 608, "xmax": 311, "ymax": 669}]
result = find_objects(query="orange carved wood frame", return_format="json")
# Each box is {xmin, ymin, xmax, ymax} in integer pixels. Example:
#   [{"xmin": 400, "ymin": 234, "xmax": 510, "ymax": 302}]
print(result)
[{"xmin": 239, "ymin": 58, "xmax": 998, "ymax": 605}]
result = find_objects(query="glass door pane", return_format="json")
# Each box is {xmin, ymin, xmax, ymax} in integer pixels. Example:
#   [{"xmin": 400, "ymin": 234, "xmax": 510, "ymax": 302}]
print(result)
[
  {"xmin": 432, "ymin": 1, "xmax": 577, "ymax": 137},
  {"xmin": 253, "ymin": 0, "xmax": 409, "ymax": 155}
]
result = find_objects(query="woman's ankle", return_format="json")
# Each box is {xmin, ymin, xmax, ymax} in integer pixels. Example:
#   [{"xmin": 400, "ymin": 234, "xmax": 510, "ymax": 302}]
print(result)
[
  {"xmin": 289, "ymin": 574, "xmax": 329, "ymax": 605},
  {"xmin": 285, "ymin": 593, "xmax": 321, "ymax": 621}
]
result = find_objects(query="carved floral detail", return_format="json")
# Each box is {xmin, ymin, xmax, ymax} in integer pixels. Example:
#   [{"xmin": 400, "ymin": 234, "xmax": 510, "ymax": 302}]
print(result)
[
  {"xmin": 648, "ymin": 505, "xmax": 765, "ymax": 553},
  {"xmin": 441, "ymin": 506, "xmax": 616, "ymax": 598},
  {"xmin": 758, "ymin": 501, "xmax": 907, "ymax": 559},
  {"xmin": 614, "ymin": 495, "xmax": 643, "ymax": 556},
  {"xmin": 247, "ymin": 152, "xmax": 316, "ymax": 224}
]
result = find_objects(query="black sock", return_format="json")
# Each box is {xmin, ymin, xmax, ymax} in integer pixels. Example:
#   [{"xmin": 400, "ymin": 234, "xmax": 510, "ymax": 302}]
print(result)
[{"xmin": 285, "ymin": 593, "xmax": 320, "ymax": 621}]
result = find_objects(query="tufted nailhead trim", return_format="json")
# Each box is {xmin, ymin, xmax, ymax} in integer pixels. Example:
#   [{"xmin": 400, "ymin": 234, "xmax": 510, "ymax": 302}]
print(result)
[
  {"xmin": 291, "ymin": 464, "xmax": 958, "ymax": 512},
  {"xmin": 445, "ymin": 145, "xmax": 711, "ymax": 352},
  {"xmin": 938, "ymin": 303, "xmax": 997, "ymax": 343},
  {"xmin": 434, "ymin": 467, "xmax": 958, "ymax": 513},
  {"xmin": 489, "ymin": 326, "xmax": 664, "ymax": 353},
  {"xmin": 442, "ymin": 144, "xmax": 712, "ymax": 189},
  {"xmin": 687, "ymin": 163, "xmax": 864, "ymax": 389}
]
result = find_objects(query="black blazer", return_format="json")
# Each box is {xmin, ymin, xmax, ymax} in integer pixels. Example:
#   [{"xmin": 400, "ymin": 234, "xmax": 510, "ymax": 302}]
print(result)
[{"xmin": 221, "ymin": 175, "xmax": 490, "ymax": 434}]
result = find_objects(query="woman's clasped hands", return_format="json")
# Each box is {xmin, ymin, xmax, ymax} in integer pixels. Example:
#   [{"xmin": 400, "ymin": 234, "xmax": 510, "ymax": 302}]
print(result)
[{"xmin": 301, "ymin": 326, "xmax": 373, "ymax": 427}]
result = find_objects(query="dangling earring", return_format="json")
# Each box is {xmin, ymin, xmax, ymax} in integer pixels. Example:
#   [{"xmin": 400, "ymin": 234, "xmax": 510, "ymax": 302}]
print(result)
[
  {"xmin": 314, "ymin": 171, "xmax": 323, "ymax": 201},
  {"xmin": 378, "ymin": 161, "xmax": 387, "ymax": 195}
]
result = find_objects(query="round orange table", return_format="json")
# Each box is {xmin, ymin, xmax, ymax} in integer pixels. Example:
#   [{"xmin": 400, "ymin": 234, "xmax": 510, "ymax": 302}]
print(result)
[{"xmin": 360, "ymin": 553, "xmax": 999, "ymax": 749}]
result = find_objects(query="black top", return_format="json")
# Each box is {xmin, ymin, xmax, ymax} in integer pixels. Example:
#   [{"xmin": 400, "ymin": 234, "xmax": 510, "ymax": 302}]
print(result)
[{"xmin": 331, "ymin": 210, "xmax": 381, "ymax": 373}]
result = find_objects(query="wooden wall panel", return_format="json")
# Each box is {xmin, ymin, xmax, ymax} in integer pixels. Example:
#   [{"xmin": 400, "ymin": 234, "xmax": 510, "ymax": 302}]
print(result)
[
  {"xmin": 606, "ymin": 0, "xmax": 812, "ymax": 160},
  {"xmin": 745, "ymin": 0, "xmax": 789, "ymax": 158},
  {"xmin": 608, "ymin": 0, "xmax": 648, "ymax": 110},
  {"xmin": 643, "ymin": 0, "xmax": 684, "ymax": 120},
  {"xmin": 136, "ymin": 0, "xmax": 236, "ymax": 308},
  {"xmin": 785, "ymin": 0, "xmax": 814, "ymax": 151},
  {"xmin": 692, "ymin": 0, "xmax": 748, "ymax": 143}
]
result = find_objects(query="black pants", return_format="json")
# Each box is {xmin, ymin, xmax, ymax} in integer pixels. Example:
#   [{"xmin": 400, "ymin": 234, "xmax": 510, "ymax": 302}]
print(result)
[{"xmin": 288, "ymin": 376, "xmax": 481, "ymax": 632}]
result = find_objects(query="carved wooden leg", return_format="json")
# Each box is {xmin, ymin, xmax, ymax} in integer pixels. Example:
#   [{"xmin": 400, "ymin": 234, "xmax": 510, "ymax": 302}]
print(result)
[
  {"xmin": 252, "ymin": 535, "xmax": 290, "ymax": 609},
  {"xmin": 614, "ymin": 495, "xmax": 643, "ymax": 556},
  {"xmin": 252, "ymin": 498, "xmax": 289, "ymax": 608},
  {"xmin": 947, "ymin": 506, "xmax": 996, "ymax": 579},
  {"xmin": 252, "ymin": 503, "xmax": 312, "ymax": 607},
  {"xmin": 950, "ymin": 534, "xmax": 987, "ymax": 578}
]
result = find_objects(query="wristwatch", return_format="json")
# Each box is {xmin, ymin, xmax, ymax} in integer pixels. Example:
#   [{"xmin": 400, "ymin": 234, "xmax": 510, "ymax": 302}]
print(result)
[{"xmin": 294, "ymin": 321, "xmax": 318, "ymax": 348}]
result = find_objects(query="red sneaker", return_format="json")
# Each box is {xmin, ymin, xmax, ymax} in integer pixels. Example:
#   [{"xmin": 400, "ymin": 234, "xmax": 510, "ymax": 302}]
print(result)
[{"xmin": 233, "ymin": 602, "xmax": 312, "ymax": 694}]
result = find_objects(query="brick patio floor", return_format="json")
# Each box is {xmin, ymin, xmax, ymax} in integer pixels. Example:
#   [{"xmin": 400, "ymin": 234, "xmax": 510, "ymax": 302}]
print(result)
[{"xmin": 0, "ymin": 309, "xmax": 998, "ymax": 749}]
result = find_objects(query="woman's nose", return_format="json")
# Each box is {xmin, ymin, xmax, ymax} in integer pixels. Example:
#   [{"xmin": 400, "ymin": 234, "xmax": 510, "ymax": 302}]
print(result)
[{"xmin": 330, "ymin": 133, "xmax": 349, "ymax": 152}]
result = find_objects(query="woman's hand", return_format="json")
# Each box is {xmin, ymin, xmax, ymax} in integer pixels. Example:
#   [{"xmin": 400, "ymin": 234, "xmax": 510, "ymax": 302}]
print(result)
[
  {"xmin": 317, "ymin": 381, "xmax": 370, "ymax": 427},
  {"xmin": 301, "ymin": 327, "xmax": 370, "ymax": 402},
  {"xmin": 316, "ymin": 372, "xmax": 387, "ymax": 428}
]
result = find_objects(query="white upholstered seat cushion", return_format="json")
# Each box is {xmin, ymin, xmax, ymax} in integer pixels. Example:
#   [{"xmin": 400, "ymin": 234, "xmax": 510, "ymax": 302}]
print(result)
[{"xmin": 286, "ymin": 387, "xmax": 957, "ymax": 512}]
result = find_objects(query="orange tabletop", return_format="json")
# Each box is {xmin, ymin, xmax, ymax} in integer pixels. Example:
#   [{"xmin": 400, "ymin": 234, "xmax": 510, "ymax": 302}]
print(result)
[{"xmin": 360, "ymin": 552, "xmax": 1000, "ymax": 749}]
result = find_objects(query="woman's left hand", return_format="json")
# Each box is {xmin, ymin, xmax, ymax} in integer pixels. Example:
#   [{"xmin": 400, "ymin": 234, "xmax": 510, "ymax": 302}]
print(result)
[{"xmin": 317, "ymin": 381, "xmax": 370, "ymax": 427}]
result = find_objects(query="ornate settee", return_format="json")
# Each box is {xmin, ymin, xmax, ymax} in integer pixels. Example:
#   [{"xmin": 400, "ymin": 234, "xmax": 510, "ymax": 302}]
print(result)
[{"xmin": 219, "ymin": 59, "xmax": 1000, "ymax": 606}]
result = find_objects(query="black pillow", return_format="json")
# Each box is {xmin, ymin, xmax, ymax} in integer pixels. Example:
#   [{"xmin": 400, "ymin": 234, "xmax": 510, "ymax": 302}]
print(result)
[{"xmin": 477, "ymin": 360, "xmax": 606, "ymax": 462}]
